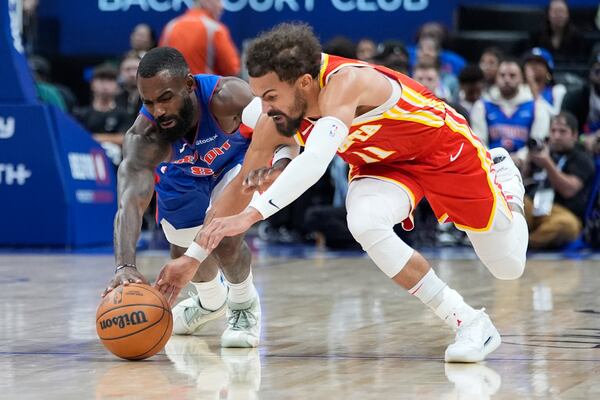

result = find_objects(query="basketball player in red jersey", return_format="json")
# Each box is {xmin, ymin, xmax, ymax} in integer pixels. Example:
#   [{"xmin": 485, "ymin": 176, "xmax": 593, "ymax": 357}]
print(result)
[{"xmin": 160, "ymin": 23, "xmax": 529, "ymax": 362}]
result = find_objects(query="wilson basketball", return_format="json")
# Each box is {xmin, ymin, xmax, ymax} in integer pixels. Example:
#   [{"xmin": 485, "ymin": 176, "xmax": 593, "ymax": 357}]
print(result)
[{"xmin": 96, "ymin": 283, "xmax": 173, "ymax": 360}]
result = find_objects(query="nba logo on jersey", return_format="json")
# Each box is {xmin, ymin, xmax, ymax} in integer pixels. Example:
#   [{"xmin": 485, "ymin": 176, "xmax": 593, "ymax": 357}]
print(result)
[{"xmin": 329, "ymin": 125, "xmax": 338, "ymax": 137}]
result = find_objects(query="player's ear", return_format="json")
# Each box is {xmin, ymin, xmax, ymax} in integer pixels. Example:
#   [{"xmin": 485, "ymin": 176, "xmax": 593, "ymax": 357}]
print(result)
[
  {"xmin": 298, "ymin": 74, "xmax": 313, "ymax": 90},
  {"xmin": 185, "ymin": 74, "xmax": 195, "ymax": 92}
]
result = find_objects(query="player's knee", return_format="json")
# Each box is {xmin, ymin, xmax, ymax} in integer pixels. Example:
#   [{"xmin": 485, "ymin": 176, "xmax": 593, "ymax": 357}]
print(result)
[
  {"xmin": 346, "ymin": 207, "xmax": 392, "ymax": 249},
  {"xmin": 469, "ymin": 211, "xmax": 528, "ymax": 280},
  {"xmin": 484, "ymin": 255, "xmax": 525, "ymax": 280}
]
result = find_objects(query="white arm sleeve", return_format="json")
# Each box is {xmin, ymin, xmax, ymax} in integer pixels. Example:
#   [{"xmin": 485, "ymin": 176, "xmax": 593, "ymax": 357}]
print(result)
[
  {"xmin": 249, "ymin": 116, "xmax": 349, "ymax": 219},
  {"xmin": 271, "ymin": 144, "xmax": 300, "ymax": 165},
  {"xmin": 241, "ymin": 97, "xmax": 262, "ymax": 129}
]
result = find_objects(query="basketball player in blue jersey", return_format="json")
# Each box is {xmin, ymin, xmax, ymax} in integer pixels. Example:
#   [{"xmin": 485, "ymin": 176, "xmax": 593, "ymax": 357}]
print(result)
[{"xmin": 101, "ymin": 47, "xmax": 294, "ymax": 348}]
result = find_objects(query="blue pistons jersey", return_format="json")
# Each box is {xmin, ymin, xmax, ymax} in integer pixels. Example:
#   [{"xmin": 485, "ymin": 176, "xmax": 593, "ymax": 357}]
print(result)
[
  {"xmin": 484, "ymin": 100, "xmax": 535, "ymax": 152},
  {"xmin": 140, "ymin": 74, "xmax": 251, "ymax": 229}
]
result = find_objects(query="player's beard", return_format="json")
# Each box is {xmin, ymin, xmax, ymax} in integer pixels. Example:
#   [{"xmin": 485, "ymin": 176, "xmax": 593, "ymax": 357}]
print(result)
[
  {"xmin": 157, "ymin": 96, "xmax": 195, "ymax": 142},
  {"xmin": 268, "ymin": 94, "xmax": 307, "ymax": 137}
]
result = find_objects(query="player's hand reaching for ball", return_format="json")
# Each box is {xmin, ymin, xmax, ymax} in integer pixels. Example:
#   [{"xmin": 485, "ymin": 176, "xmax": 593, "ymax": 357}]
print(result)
[
  {"xmin": 102, "ymin": 266, "xmax": 149, "ymax": 297},
  {"xmin": 154, "ymin": 256, "xmax": 201, "ymax": 306}
]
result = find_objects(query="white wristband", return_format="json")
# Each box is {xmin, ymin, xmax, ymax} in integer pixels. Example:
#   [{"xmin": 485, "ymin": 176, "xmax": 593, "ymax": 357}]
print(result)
[
  {"xmin": 272, "ymin": 145, "xmax": 295, "ymax": 165},
  {"xmin": 184, "ymin": 241, "xmax": 209, "ymax": 263}
]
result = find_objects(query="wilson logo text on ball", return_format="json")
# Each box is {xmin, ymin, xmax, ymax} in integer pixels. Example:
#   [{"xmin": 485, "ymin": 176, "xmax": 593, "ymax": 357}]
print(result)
[{"xmin": 99, "ymin": 311, "xmax": 149, "ymax": 330}]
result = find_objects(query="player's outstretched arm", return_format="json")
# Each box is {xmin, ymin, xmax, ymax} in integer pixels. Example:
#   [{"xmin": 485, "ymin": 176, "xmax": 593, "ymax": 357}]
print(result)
[
  {"xmin": 197, "ymin": 68, "xmax": 369, "ymax": 251},
  {"xmin": 102, "ymin": 116, "xmax": 170, "ymax": 297}
]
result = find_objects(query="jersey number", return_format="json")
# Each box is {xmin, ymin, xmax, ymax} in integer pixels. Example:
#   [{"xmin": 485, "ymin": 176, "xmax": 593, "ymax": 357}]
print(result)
[{"xmin": 338, "ymin": 124, "xmax": 394, "ymax": 163}]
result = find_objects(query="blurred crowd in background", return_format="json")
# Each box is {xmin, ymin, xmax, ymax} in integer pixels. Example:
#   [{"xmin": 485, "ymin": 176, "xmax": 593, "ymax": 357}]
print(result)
[{"xmin": 19, "ymin": 0, "xmax": 600, "ymax": 252}]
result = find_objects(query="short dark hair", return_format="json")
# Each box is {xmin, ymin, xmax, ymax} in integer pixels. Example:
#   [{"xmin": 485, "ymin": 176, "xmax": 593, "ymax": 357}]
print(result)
[
  {"xmin": 137, "ymin": 47, "xmax": 189, "ymax": 79},
  {"xmin": 323, "ymin": 35, "xmax": 357, "ymax": 59},
  {"xmin": 552, "ymin": 111, "xmax": 579, "ymax": 133},
  {"xmin": 246, "ymin": 22, "xmax": 322, "ymax": 83},
  {"xmin": 458, "ymin": 64, "xmax": 484, "ymax": 84},
  {"xmin": 481, "ymin": 47, "xmax": 504, "ymax": 62},
  {"xmin": 93, "ymin": 63, "xmax": 118, "ymax": 81},
  {"xmin": 499, "ymin": 56, "xmax": 524, "ymax": 74}
]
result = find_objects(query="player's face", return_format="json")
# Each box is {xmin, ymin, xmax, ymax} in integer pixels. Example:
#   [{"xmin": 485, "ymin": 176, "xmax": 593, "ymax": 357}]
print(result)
[
  {"xmin": 250, "ymin": 72, "xmax": 308, "ymax": 137},
  {"xmin": 138, "ymin": 71, "xmax": 196, "ymax": 142}
]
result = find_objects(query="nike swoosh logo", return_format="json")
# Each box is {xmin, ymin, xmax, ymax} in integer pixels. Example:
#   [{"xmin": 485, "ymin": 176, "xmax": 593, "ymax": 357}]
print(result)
[
  {"xmin": 179, "ymin": 143, "xmax": 187, "ymax": 153},
  {"xmin": 450, "ymin": 143, "xmax": 464, "ymax": 162},
  {"xmin": 268, "ymin": 199, "xmax": 280, "ymax": 209}
]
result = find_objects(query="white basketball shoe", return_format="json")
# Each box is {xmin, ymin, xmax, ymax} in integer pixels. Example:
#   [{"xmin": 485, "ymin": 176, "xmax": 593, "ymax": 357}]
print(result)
[
  {"xmin": 172, "ymin": 293, "xmax": 227, "ymax": 335},
  {"xmin": 489, "ymin": 147, "xmax": 525, "ymax": 211},
  {"xmin": 221, "ymin": 294, "xmax": 261, "ymax": 348},
  {"xmin": 445, "ymin": 309, "xmax": 502, "ymax": 363}
]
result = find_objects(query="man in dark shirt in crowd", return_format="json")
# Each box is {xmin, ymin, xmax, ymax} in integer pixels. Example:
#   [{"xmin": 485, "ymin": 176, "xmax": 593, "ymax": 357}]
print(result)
[
  {"xmin": 524, "ymin": 112, "xmax": 596, "ymax": 249},
  {"xmin": 115, "ymin": 52, "xmax": 142, "ymax": 126},
  {"xmin": 75, "ymin": 63, "xmax": 130, "ymax": 165}
]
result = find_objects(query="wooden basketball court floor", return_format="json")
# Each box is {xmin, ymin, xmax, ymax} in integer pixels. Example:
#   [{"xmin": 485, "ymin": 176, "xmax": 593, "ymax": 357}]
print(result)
[{"xmin": 1, "ymin": 246, "xmax": 600, "ymax": 399}]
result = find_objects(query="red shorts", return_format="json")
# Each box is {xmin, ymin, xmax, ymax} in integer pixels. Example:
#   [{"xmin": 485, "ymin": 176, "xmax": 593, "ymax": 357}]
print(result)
[{"xmin": 349, "ymin": 113, "xmax": 509, "ymax": 232}]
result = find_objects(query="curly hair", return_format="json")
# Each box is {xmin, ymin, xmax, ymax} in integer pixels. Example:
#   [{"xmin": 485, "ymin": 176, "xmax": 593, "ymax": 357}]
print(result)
[{"xmin": 246, "ymin": 23, "xmax": 322, "ymax": 83}]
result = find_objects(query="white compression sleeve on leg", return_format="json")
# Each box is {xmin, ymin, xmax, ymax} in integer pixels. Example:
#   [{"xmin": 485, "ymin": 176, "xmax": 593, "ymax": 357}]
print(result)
[
  {"xmin": 466, "ymin": 207, "xmax": 528, "ymax": 280},
  {"xmin": 346, "ymin": 178, "xmax": 415, "ymax": 278},
  {"xmin": 249, "ymin": 116, "xmax": 348, "ymax": 219}
]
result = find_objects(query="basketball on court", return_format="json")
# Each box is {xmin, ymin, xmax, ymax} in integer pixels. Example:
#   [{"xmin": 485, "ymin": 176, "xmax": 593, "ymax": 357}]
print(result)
[{"xmin": 96, "ymin": 283, "xmax": 173, "ymax": 360}]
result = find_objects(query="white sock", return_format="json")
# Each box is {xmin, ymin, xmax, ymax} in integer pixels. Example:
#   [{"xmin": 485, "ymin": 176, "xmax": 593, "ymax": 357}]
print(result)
[
  {"xmin": 192, "ymin": 271, "xmax": 227, "ymax": 311},
  {"xmin": 409, "ymin": 268, "xmax": 477, "ymax": 330},
  {"xmin": 227, "ymin": 272, "xmax": 257, "ymax": 304},
  {"xmin": 409, "ymin": 268, "xmax": 446, "ymax": 307}
]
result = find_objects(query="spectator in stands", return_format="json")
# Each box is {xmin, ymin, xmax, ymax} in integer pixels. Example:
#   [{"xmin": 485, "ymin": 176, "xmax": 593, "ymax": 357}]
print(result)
[
  {"xmin": 530, "ymin": 0, "xmax": 584, "ymax": 65},
  {"xmin": 323, "ymin": 36, "xmax": 357, "ymax": 60},
  {"xmin": 523, "ymin": 112, "xmax": 596, "ymax": 249},
  {"xmin": 129, "ymin": 24, "xmax": 156, "ymax": 58},
  {"xmin": 458, "ymin": 64, "xmax": 485, "ymax": 116},
  {"xmin": 409, "ymin": 22, "xmax": 466, "ymax": 77},
  {"xmin": 115, "ymin": 52, "xmax": 142, "ymax": 125},
  {"xmin": 372, "ymin": 40, "xmax": 409, "ymax": 75},
  {"xmin": 356, "ymin": 38, "xmax": 377, "ymax": 62},
  {"xmin": 28, "ymin": 55, "xmax": 70, "ymax": 112},
  {"xmin": 413, "ymin": 62, "xmax": 457, "ymax": 108},
  {"xmin": 523, "ymin": 47, "xmax": 566, "ymax": 115},
  {"xmin": 159, "ymin": 0, "xmax": 240, "ymax": 76},
  {"xmin": 470, "ymin": 58, "xmax": 551, "ymax": 156},
  {"xmin": 479, "ymin": 47, "xmax": 503, "ymax": 94},
  {"xmin": 74, "ymin": 63, "xmax": 130, "ymax": 166},
  {"xmin": 562, "ymin": 52, "xmax": 600, "ymax": 153},
  {"xmin": 413, "ymin": 36, "xmax": 459, "ymax": 101}
]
